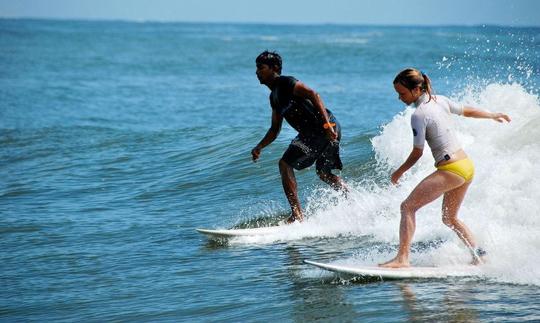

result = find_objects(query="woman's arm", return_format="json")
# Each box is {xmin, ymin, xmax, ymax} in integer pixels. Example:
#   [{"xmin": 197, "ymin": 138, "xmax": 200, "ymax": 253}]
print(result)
[
  {"xmin": 463, "ymin": 106, "xmax": 511, "ymax": 123},
  {"xmin": 391, "ymin": 147, "xmax": 424, "ymax": 184}
]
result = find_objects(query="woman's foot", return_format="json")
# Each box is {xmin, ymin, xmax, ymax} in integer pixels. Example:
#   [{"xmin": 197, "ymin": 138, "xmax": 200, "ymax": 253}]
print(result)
[
  {"xmin": 471, "ymin": 257, "xmax": 486, "ymax": 266},
  {"xmin": 379, "ymin": 256, "xmax": 410, "ymax": 268},
  {"xmin": 471, "ymin": 248, "xmax": 487, "ymax": 265}
]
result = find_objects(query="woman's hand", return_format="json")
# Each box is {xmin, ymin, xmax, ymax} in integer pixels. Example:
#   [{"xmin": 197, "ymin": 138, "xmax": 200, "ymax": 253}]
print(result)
[
  {"xmin": 463, "ymin": 107, "xmax": 511, "ymax": 123},
  {"xmin": 491, "ymin": 112, "xmax": 511, "ymax": 123},
  {"xmin": 391, "ymin": 170, "xmax": 403, "ymax": 185}
]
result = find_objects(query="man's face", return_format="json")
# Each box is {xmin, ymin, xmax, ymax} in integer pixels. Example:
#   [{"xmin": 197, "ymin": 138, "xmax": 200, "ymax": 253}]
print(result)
[{"xmin": 256, "ymin": 63, "xmax": 276, "ymax": 84}]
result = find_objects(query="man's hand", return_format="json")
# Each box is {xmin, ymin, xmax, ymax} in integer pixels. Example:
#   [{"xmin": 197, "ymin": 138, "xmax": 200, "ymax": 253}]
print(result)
[
  {"xmin": 325, "ymin": 127, "xmax": 338, "ymax": 141},
  {"xmin": 251, "ymin": 146, "xmax": 262, "ymax": 162}
]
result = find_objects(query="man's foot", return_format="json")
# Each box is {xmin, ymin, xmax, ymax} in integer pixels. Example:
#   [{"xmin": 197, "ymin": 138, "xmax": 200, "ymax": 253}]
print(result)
[
  {"xmin": 339, "ymin": 184, "xmax": 349, "ymax": 199},
  {"xmin": 379, "ymin": 256, "xmax": 410, "ymax": 268},
  {"xmin": 286, "ymin": 215, "xmax": 303, "ymax": 224}
]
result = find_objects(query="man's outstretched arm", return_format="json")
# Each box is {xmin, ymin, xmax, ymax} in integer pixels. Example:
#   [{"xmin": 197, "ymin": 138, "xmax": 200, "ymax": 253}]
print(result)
[{"xmin": 252, "ymin": 109, "xmax": 283, "ymax": 161}]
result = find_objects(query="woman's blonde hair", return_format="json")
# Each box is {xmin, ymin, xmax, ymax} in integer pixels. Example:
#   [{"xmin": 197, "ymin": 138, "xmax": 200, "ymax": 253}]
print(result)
[{"xmin": 393, "ymin": 68, "xmax": 434, "ymax": 102}]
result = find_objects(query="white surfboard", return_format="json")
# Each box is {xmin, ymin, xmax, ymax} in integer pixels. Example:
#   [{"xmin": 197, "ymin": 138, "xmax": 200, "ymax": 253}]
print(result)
[
  {"xmin": 304, "ymin": 260, "xmax": 481, "ymax": 279},
  {"xmin": 196, "ymin": 225, "xmax": 285, "ymax": 238}
]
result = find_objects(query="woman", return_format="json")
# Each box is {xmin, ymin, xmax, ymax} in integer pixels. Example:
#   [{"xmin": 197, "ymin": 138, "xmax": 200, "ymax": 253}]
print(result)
[{"xmin": 380, "ymin": 68, "xmax": 511, "ymax": 268}]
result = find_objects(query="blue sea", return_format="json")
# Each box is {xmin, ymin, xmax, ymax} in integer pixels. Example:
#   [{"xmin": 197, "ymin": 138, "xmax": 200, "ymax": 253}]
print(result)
[{"xmin": 1, "ymin": 19, "xmax": 540, "ymax": 321}]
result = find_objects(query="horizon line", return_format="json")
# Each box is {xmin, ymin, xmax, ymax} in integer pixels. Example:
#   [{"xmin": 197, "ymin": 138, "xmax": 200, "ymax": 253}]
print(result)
[{"xmin": 1, "ymin": 16, "xmax": 539, "ymax": 29}]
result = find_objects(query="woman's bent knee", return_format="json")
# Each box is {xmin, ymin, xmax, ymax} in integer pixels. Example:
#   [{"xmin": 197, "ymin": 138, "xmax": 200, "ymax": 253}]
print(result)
[
  {"xmin": 400, "ymin": 200, "xmax": 416, "ymax": 214},
  {"xmin": 442, "ymin": 216, "xmax": 457, "ymax": 228}
]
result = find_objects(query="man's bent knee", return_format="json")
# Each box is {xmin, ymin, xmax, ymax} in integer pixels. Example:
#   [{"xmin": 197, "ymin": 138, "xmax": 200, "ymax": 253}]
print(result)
[
  {"xmin": 316, "ymin": 169, "xmax": 332, "ymax": 181},
  {"xmin": 279, "ymin": 158, "xmax": 292, "ymax": 171}
]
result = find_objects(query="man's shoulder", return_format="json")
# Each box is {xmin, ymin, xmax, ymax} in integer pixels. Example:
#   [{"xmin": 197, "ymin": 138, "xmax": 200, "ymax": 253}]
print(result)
[
  {"xmin": 277, "ymin": 75, "xmax": 298, "ymax": 86},
  {"xmin": 278, "ymin": 75, "xmax": 297, "ymax": 81},
  {"xmin": 271, "ymin": 76, "xmax": 297, "ymax": 96}
]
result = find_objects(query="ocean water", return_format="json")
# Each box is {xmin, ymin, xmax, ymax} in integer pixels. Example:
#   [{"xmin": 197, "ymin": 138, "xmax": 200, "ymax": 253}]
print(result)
[{"xmin": 1, "ymin": 19, "xmax": 539, "ymax": 321}]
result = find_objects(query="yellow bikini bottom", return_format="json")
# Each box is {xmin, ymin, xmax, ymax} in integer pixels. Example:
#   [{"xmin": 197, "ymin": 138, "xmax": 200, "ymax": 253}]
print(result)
[{"xmin": 437, "ymin": 158, "xmax": 475, "ymax": 182}]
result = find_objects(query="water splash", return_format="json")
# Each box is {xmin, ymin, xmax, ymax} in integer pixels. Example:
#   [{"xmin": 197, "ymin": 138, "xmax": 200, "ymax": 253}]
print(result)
[{"xmin": 234, "ymin": 82, "xmax": 540, "ymax": 286}]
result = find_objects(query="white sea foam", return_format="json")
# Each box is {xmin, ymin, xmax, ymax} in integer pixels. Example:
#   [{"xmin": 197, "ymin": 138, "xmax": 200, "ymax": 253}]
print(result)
[
  {"xmin": 260, "ymin": 36, "xmax": 279, "ymax": 41},
  {"xmin": 329, "ymin": 38, "xmax": 369, "ymax": 45},
  {"xmin": 234, "ymin": 83, "xmax": 540, "ymax": 286}
]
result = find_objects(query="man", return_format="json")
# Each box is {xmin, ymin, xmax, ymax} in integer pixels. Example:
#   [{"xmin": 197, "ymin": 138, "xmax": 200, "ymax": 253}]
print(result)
[{"xmin": 252, "ymin": 50, "xmax": 347, "ymax": 223}]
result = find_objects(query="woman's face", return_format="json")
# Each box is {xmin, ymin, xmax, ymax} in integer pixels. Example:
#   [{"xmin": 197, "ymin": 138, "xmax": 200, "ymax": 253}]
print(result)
[{"xmin": 394, "ymin": 82, "xmax": 422, "ymax": 105}]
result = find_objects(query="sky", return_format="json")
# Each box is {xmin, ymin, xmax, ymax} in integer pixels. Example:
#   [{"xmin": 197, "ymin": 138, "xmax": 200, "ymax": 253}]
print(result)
[{"xmin": 0, "ymin": 0, "xmax": 539, "ymax": 26}]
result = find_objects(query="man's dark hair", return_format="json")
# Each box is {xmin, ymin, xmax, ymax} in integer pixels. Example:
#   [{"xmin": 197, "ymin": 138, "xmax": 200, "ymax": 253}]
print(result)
[{"xmin": 256, "ymin": 50, "xmax": 282, "ymax": 74}]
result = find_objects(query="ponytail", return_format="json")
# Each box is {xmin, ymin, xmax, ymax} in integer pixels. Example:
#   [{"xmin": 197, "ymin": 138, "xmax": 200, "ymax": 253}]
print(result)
[
  {"xmin": 420, "ymin": 72, "xmax": 434, "ymax": 102},
  {"xmin": 394, "ymin": 68, "xmax": 435, "ymax": 102}
]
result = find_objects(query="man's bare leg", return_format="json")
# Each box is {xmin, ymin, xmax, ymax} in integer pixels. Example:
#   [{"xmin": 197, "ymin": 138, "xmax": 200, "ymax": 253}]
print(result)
[
  {"xmin": 279, "ymin": 159, "xmax": 303, "ymax": 223},
  {"xmin": 317, "ymin": 171, "xmax": 348, "ymax": 194}
]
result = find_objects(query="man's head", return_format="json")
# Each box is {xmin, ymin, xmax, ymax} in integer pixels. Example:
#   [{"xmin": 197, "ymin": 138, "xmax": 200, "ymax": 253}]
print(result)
[{"xmin": 256, "ymin": 50, "xmax": 282, "ymax": 74}]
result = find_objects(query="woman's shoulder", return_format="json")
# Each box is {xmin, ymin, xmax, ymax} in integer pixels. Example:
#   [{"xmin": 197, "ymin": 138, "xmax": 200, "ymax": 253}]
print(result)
[
  {"xmin": 433, "ymin": 94, "xmax": 462, "ymax": 106},
  {"xmin": 412, "ymin": 105, "xmax": 427, "ymax": 120},
  {"xmin": 433, "ymin": 94, "xmax": 460, "ymax": 107},
  {"xmin": 433, "ymin": 94, "xmax": 451, "ymax": 102}
]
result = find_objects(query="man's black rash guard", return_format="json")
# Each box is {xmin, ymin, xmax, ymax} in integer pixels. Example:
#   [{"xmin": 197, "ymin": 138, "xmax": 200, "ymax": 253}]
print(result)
[{"xmin": 269, "ymin": 76, "xmax": 336, "ymax": 137}]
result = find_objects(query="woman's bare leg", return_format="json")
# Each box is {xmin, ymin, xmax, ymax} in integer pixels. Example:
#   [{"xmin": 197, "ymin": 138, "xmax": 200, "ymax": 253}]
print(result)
[
  {"xmin": 442, "ymin": 181, "xmax": 482, "ymax": 264},
  {"xmin": 380, "ymin": 171, "xmax": 465, "ymax": 268}
]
